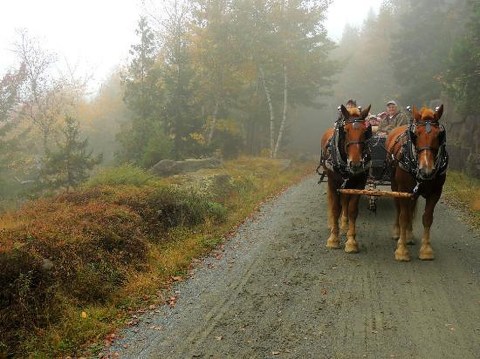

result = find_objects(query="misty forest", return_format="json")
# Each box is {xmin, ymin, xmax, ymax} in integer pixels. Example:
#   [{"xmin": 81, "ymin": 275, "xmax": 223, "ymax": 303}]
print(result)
[
  {"xmin": 0, "ymin": 0, "xmax": 479, "ymax": 356},
  {"xmin": 0, "ymin": 0, "xmax": 477, "ymax": 203}
]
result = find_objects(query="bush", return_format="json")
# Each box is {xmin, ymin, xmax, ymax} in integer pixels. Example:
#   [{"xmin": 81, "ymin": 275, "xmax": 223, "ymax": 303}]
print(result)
[
  {"xmin": 0, "ymin": 250, "xmax": 60, "ymax": 357},
  {"xmin": 85, "ymin": 164, "xmax": 156, "ymax": 187},
  {"xmin": 0, "ymin": 157, "xmax": 302, "ymax": 357}
]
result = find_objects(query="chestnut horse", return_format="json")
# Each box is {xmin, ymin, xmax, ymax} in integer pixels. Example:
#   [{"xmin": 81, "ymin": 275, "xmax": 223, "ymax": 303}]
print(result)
[
  {"xmin": 386, "ymin": 105, "xmax": 448, "ymax": 261},
  {"xmin": 320, "ymin": 104, "xmax": 372, "ymax": 252}
]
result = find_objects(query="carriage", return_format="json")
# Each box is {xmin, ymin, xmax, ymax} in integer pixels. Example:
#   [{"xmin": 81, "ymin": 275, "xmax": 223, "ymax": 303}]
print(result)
[
  {"xmin": 318, "ymin": 104, "xmax": 448, "ymax": 261},
  {"xmin": 316, "ymin": 126, "xmax": 411, "ymax": 212},
  {"xmin": 365, "ymin": 133, "xmax": 393, "ymax": 211}
]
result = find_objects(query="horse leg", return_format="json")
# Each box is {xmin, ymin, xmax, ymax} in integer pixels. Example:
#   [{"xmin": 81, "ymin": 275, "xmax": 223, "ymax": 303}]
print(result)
[
  {"xmin": 419, "ymin": 193, "xmax": 440, "ymax": 260},
  {"xmin": 391, "ymin": 176, "xmax": 400, "ymax": 240},
  {"xmin": 345, "ymin": 194, "xmax": 360, "ymax": 253},
  {"xmin": 406, "ymin": 200, "xmax": 416, "ymax": 245},
  {"xmin": 392, "ymin": 197, "xmax": 400, "ymax": 240},
  {"xmin": 395, "ymin": 198, "xmax": 411, "ymax": 261},
  {"xmin": 326, "ymin": 182, "xmax": 341, "ymax": 249},
  {"xmin": 327, "ymin": 198, "xmax": 333, "ymax": 230},
  {"xmin": 340, "ymin": 194, "xmax": 349, "ymax": 234}
]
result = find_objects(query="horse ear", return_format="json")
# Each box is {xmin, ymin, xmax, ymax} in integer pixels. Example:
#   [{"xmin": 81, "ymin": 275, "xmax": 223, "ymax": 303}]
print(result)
[
  {"xmin": 435, "ymin": 104, "xmax": 444, "ymax": 120},
  {"xmin": 360, "ymin": 105, "xmax": 371, "ymax": 119},
  {"xmin": 412, "ymin": 105, "xmax": 421, "ymax": 121},
  {"xmin": 340, "ymin": 104, "xmax": 349, "ymax": 119}
]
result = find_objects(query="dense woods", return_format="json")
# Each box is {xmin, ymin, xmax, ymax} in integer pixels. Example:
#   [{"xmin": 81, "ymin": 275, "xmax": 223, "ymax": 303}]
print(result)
[
  {"xmin": 0, "ymin": 0, "xmax": 479, "ymax": 206},
  {"xmin": 331, "ymin": 0, "xmax": 480, "ymax": 175}
]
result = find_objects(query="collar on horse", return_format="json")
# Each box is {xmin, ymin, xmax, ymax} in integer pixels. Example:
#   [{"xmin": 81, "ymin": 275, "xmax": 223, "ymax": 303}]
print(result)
[{"xmin": 397, "ymin": 121, "xmax": 448, "ymax": 183}]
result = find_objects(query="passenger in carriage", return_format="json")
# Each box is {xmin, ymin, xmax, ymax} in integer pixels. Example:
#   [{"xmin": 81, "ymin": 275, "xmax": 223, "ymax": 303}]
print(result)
[
  {"xmin": 375, "ymin": 100, "xmax": 410, "ymax": 135},
  {"xmin": 345, "ymin": 98, "xmax": 357, "ymax": 109},
  {"xmin": 335, "ymin": 99, "xmax": 357, "ymax": 123}
]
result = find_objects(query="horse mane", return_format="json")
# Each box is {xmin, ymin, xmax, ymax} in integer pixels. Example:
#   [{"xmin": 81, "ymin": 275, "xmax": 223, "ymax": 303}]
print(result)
[
  {"xmin": 419, "ymin": 107, "xmax": 437, "ymax": 121},
  {"xmin": 347, "ymin": 107, "xmax": 361, "ymax": 116}
]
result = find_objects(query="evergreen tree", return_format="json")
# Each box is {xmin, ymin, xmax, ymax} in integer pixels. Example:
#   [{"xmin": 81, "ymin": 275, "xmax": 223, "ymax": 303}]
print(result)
[
  {"xmin": 41, "ymin": 116, "xmax": 101, "ymax": 191},
  {"xmin": 443, "ymin": 0, "xmax": 480, "ymax": 114},
  {"xmin": 0, "ymin": 65, "xmax": 29, "ymax": 197},
  {"xmin": 389, "ymin": 0, "xmax": 458, "ymax": 104},
  {"xmin": 161, "ymin": 0, "xmax": 202, "ymax": 160},
  {"xmin": 117, "ymin": 16, "xmax": 170, "ymax": 167}
]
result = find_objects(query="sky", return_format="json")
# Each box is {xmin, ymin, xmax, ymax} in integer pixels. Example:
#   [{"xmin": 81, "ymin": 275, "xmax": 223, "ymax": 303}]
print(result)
[{"xmin": 0, "ymin": 0, "xmax": 383, "ymax": 92}]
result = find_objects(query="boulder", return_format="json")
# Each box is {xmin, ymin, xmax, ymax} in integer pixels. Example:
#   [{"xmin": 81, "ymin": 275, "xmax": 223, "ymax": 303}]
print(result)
[{"xmin": 150, "ymin": 157, "xmax": 223, "ymax": 177}]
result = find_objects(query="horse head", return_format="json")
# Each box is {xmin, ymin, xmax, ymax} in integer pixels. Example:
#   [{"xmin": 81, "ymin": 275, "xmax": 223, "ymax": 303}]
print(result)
[
  {"xmin": 338, "ymin": 104, "xmax": 372, "ymax": 174},
  {"xmin": 410, "ymin": 104, "xmax": 447, "ymax": 180}
]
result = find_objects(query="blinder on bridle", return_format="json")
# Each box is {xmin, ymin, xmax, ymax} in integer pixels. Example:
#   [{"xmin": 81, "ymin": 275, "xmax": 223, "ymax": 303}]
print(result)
[
  {"xmin": 408, "ymin": 120, "xmax": 446, "ymax": 153},
  {"xmin": 339, "ymin": 117, "xmax": 372, "ymax": 148}
]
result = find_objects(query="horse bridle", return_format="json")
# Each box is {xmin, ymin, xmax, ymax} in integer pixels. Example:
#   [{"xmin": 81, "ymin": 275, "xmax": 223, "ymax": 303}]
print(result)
[
  {"xmin": 409, "ymin": 120, "xmax": 446, "ymax": 154},
  {"xmin": 340, "ymin": 117, "xmax": 372, "ymax": 149},
  {"xmin": 403, "ymin": 119, "xmax": 448, "ymax": 183}
]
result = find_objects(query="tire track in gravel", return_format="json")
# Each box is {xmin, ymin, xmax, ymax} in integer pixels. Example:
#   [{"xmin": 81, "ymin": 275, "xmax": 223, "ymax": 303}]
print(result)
[{"xmin": 106, "ymin": 176, "xmax": 480, "ymax": 359}]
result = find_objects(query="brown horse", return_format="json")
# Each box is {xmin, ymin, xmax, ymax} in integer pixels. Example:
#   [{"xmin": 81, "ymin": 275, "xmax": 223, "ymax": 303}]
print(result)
[
  {"xmin": 320, "ymin": 104, "xmax": 372, "ymax": 252},
  {"xmin": 386, "ymin": 105, "xmax": 448, "ymax": 261}
]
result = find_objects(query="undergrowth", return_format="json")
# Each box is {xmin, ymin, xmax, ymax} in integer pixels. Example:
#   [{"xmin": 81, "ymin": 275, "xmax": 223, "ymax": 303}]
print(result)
[
  {"xmin": 443, "ymin": 171, "xmax": 480, "ymax": 229},
  {"xmin": 0, "ymin": 157, "xmax": 313, "ymax": 358}
]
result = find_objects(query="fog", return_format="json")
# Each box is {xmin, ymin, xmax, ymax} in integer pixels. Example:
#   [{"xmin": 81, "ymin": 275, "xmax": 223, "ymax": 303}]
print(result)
[{"xmin": 0, "ymin": 0, "xmax": 478, "ymax": 205}]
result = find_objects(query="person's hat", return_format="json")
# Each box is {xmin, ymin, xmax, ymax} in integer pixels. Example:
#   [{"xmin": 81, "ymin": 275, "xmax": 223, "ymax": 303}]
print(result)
[{"xmin": 386, "ymin": 100, "xmax": 397, "ymax": 106}]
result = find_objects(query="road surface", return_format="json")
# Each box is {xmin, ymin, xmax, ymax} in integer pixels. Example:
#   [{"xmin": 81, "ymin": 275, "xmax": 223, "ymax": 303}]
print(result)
[{"xmin": 107, "ymin": 176, "xmax": 480, "ymax": 358}]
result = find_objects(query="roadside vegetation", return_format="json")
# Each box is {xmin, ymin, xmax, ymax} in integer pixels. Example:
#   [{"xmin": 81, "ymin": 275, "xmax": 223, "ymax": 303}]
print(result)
[
  {"xmin": 443, "ymin": 171, "xmax": 480, "ymax": 229},
  {"xmin": 0, "ymin": 157, "xmax": 313, "ymax": 358}
]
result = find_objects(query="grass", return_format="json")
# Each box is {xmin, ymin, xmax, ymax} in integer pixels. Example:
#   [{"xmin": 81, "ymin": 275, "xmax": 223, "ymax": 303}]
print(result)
[
  {"xmin": 0, "ymin": 156, "xmax": 314, "ymax": 358},
  {"xmin": 443, "ymin": 171, "xmax": 480, "ymax": 229},
  {"xmin": 2, "ymin": 162, "xmax": 478, "ymax": 357}
]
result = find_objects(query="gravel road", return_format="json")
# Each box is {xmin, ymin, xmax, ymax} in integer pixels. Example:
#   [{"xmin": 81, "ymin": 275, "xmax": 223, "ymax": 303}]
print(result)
[{"xmin": 106, "ymin": 176, "xmax": 480, "ymax": 359}]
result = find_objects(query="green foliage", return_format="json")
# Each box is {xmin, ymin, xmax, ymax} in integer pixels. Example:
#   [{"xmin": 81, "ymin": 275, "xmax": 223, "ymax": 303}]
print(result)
[
  {"xmin": 117, "ymin": 16, "xmax": 168, "ymax": 166},
  {"xmin": 86, "ymin": 164, "xmax": 156, "ymax": 187},
  {"xmin": 41, "ymin": 116, "xmax": 102, "ymax": 191},
  {"xmin": 0, "ymin": 251, "xmax": 59, "ymax": 356},
  {"xmin": 210, "ymin": 119, "xmax": 243, "ymax": 159},
  {"xmin": 162, "ymin": 5, "xmax": 203, "ymax": 160},
  {"xmin": 140, "ymin": 122, "xmax": 174, "ymax": 168},
  {"xmin": 443, "ymin": 0, "xmax": 480, "ymax": 115},
  {"xmin": 389, "ymin": 0, "xmax": 465, "ymax": 104}
]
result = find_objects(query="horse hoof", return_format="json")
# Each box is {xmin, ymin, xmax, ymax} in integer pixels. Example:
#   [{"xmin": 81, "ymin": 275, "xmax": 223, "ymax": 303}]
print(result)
[
  {"xmin": 345, "ymin": 242, "xmax": 359, "ymax": 253},
  {"xmin": 419, "ymin": 246, "xmax": 434, "ymax": 260},
  {"xmin": 395, "ymin": 248, "xmax": 410, "ymax": 262},
  {"xmin": 326, "ymin": 237, "xmax": 341, "ymax": 249}
]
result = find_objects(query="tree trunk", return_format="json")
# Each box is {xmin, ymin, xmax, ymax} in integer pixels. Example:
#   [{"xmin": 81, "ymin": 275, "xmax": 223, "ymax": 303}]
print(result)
[
  {"xmin": 273, "ymin": 64, "xmax": 288, "ymax": 159},
  {"xmin": 207, "ymin": 100, "xmax": 219, "ymax": 146},
  {"xmin": 259, "ymin": 67, "xmax": 275, "ymax": 158}
]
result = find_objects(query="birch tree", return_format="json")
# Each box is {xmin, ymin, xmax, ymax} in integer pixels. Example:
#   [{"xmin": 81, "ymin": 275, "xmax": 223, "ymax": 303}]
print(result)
[{"xmin": 262, "ymin": 0, "xmax": 336, "ymax": 157}]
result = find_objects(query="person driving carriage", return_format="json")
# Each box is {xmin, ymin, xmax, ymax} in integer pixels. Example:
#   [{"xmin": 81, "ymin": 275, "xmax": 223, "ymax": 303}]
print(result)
[
  {"xmin": 335, "ymin": 99, "xmax": 358, "ymax": 123},
  {"xmin": 374, "ymin": 100, "xmax": 410, "ymax": 135}
]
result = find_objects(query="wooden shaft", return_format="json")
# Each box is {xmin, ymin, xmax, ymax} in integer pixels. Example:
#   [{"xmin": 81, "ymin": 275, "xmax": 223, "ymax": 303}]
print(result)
[{"xmin": 338, "ymin": 188, "xmax": 413, "ymax": 198}]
